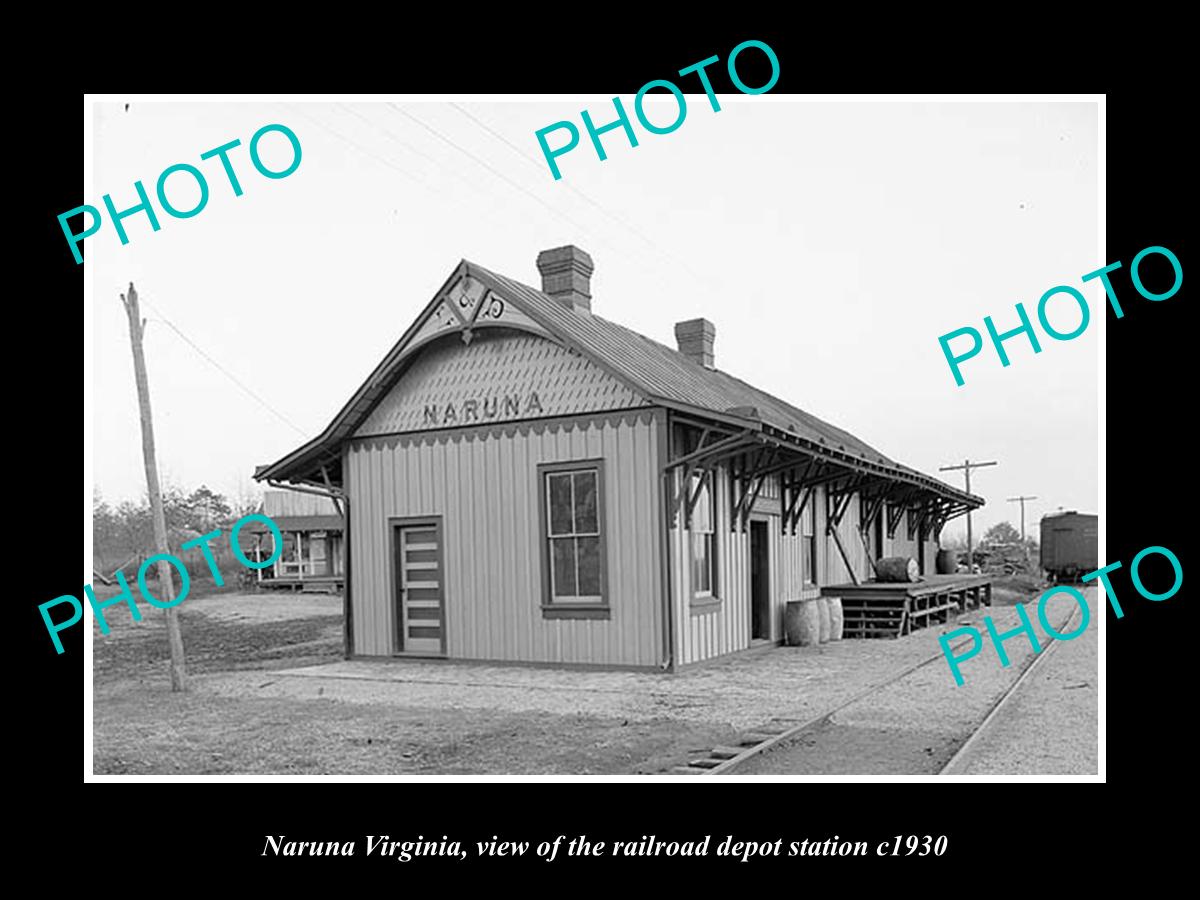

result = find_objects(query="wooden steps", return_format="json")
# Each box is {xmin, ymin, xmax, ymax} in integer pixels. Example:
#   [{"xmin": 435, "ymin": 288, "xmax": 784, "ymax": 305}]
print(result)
[{"xmin": 839, "ymin": 598, "xmax": 908, "ymax": 639}]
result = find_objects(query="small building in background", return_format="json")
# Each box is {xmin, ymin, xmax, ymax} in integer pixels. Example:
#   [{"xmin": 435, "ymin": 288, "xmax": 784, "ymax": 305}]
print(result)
[{"xmin": 245, "ymin": 490, "xmax": 344, "ymax": 592}]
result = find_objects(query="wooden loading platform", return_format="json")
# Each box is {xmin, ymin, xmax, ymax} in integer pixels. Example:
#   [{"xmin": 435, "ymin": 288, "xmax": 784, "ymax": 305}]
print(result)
[
  {"xmin": 820, "ymin": 574, "xmax": 992, "ymax": 639},
  {"xmin": 255, "ymin": 576, "xmax": 344, "ymax": 594}
]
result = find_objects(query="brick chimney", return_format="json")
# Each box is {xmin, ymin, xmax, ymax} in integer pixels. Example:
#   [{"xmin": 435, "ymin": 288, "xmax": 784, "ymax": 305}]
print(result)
[
  {"xmin": 536, "ymin": 245, "xmax": 594, "ymax": 313},
  {"xmin": 675, "ymin": 318, "xmax": 716, "ymax": 368}
]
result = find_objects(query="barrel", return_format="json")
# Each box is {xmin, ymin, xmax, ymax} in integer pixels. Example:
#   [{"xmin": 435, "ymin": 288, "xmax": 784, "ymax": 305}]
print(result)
[
  {"xmin": 785, "ymin": 599, "xmax": 821, "ymax": 647},
  {"xmin": 827, "ymin": 596, "xmax": 844, "ymax": 641},
  {"xmin": 876, "ymin": 556, "xmax": 920, "ymax": 583},
  {"xmin": 936, "ymin": 549, "xmax": 958, "ymax": 575},
  {"xmin": 817, "ymin": 596, "xmax": 831, "ymax": 643}
]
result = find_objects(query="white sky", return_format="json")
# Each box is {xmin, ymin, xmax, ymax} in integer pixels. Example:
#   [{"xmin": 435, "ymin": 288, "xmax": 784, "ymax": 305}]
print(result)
[{"xmin": 89, "ymin": 98, "xmax": 1098, "ymax": 538}]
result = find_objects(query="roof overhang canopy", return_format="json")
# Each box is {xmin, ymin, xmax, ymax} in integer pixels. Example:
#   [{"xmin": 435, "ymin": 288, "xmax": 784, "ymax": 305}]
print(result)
[{"xmin": 664, "ymin": 410, "xmax": 982, "ymax": 538}]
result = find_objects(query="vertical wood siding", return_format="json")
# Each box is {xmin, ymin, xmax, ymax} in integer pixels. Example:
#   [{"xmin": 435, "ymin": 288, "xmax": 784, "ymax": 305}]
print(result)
[
  {"xmin": 347, "ymin": 411, "xmax": 663, "ymax": 667},
  {"xmin": 263, "ymin": 490, "xmax": 341, "ymax": 517},
  {"xmin": 821, "ymin": 488, "xmax": 870, "ymax": 585},
  {"xmin": 671, "ymin": 470, "xmax": 810, "ymax": 666}
]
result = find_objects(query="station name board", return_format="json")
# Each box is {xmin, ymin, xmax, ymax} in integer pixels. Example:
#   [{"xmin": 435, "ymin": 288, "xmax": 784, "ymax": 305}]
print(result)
[{"xmin": 422, "ymin": 392, "xmax": 544, "ymax": 428}]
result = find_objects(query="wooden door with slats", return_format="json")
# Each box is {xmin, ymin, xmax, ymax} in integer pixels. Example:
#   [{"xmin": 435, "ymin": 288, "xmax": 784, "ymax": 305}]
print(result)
[{"xmin": 393, "ymin": 521, "xmax": 445, "ymax": 655}]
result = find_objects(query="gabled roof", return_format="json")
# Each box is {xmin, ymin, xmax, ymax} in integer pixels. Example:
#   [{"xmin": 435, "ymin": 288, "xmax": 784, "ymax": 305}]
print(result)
[{"xmin": 255, "ymin": 258, "xmax": 981, "ymax": 508}]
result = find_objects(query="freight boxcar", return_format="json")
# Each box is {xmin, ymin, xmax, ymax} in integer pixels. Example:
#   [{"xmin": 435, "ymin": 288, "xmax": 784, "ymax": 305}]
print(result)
[{"xmin": 1040, "ymin": 511, "xmax": 1098, "ymax": 581}]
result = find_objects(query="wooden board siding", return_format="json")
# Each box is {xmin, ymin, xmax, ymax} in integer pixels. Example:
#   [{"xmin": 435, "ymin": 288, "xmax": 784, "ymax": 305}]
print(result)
[
  {"xmin": 923, "ymin": 538, "xmax": 938, "ymax": 573},
  {"xmin": 346, "ymin": 410, "xmax": 663, "ymax": 667},
  {"xmin": 820, "ymin": 488, "xmax": 870, "ymax": 586},
  {"xmin": 670, "ymin": 469, "xmax": 809, "ymax": 666},
  {"xmin": 357, "ymin": 329, "xmax": 648, "ymax": 436},
  {"xmin": 890, "ymin": 536, "xmax": 919, "ymax": 565},
  {"xmin": 263, "ymin": 490, "xmax": 342, "ymax": 518},
  {"xmin": 886, "ymin": 529, "xmax": 939, "ymax": 575}
]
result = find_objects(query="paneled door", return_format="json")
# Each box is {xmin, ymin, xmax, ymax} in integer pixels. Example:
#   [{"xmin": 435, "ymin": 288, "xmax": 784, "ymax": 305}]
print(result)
[{"xmin": 393, "ymin": 520, "xmax": 445, "ymax": 655}]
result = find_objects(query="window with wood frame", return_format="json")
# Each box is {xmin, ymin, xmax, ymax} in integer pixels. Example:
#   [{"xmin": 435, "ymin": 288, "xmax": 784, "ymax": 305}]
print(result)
[
  {"xmin": 689, "ymin": 469, "xmax": 718, "ymax": 600},
  {"xmin": 802, "ymin": 497, "xmax": 818, "ymax": 586},
  {"xmin": 539, "ymin": 461, "xmax": 608, "ymax": 617}
]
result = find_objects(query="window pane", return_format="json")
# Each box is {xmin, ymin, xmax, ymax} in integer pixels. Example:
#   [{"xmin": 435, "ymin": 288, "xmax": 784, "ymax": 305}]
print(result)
[
  {"xmin": 548, "ymin": 474, "xmax": 574, "ymax": 536},
  {"xmin": 551, "ymin": 538, "xmax": 577, "ymax": 597},
  {"xmin": 704, "ymin": 534, "xmax": 715, "ymax": 593},
  {"xmin": 573, "ymin": 471, "xmax": 598, "ymax": 533},
  {"xmin": 692, "ymin": 533, "xmax": 711, "ymax": 593},
  {"xmin": 691, "ymin": 473, "xmax": 712, "ymax": 532},
  {"xmin": 577, "ymin": 536, "xmax": 601, "ymax": 596}
]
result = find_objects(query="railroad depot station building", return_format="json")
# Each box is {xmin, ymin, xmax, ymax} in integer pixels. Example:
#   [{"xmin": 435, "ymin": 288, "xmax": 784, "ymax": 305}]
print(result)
[{"xmin": 256, "ymin": 246, "xmax": 983, "ymax": 670}]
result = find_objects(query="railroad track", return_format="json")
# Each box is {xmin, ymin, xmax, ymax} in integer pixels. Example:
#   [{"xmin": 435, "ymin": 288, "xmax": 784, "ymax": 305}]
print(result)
[
  {"xmin": 937, "ymin": 603, "xmax": 1081, "ymax": 775},
  {"xmin": 671, "ymin": 603, "xmax": 1082, "ymax": 777}
]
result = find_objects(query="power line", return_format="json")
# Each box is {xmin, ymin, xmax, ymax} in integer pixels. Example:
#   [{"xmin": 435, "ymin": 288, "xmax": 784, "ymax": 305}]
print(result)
[
  {"xmin": 286, "ymin": 102, "xmax": 558, "ymax": 250},
  {"xmin": 448, "ymin": 102, "xmax": 722, "ymax": 294},
  {"xmin": 387, "ymin": 103, "xmax": 726, "ymax": 306},
  {"xmin": 387, "ymin": 103, "xmax": 620, "ymax": 253},
  {"xmin": 335, "ymin": 103, "xmax": 492, "ymax": 196},
  {"xmin": 292, "ymin": 102, "xmax": 722, "ymax": 324},
  {"xmin": 284, "ymin": 103, "xmax": 429, "ymax": 190},
  {"xmin": 139, "ymin": 295, "xmax": 308, "ymax": 437},
  {"xmin": 449, "ymin": 102, "xmax": 550, "ymax": 171}
]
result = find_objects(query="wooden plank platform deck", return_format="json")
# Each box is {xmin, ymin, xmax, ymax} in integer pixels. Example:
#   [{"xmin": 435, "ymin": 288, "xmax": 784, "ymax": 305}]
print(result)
[
  {"xmin": 257, "ymin": 576, "xmax": 344, "ymax": 594},
  {"xmin": 820, "ymin": 574, "xmax": 992, "ymax": 640}
]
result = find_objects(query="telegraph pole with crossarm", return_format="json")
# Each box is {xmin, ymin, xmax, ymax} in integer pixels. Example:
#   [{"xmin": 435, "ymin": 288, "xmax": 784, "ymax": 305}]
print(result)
[
  {"xmin": 939, "ymin": 458, "xmax": 998, "ymax": 573},
  {"xmin": 1008, "ymin": 494, "xmax": 1038, "ymax": 560}
]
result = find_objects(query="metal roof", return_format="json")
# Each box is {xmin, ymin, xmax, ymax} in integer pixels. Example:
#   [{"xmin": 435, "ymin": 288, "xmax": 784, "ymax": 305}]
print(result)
[
  {"xmin": 255, "ymin": 257, "xmax": 982, "ymax": 508},
  {"xmin": 483, "ymin": 266, "xmax": 896, "ymax": 466},
  {"xmin": 247, "ymin": 515, "xmax": 344, "ymax": 533}
]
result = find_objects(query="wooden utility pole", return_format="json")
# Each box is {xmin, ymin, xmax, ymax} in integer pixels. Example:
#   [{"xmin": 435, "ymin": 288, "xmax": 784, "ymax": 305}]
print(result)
[
  {"xmin": 1007, "ymin": 495, "xmax": 1038, "ymax": 557},
  {"xmin": 939, "ymin": 458, "xmax": 997, "ymax": 573},
  {"xmin": 121, "ymin": 283, "xmax": 188, "ymax": 692}
]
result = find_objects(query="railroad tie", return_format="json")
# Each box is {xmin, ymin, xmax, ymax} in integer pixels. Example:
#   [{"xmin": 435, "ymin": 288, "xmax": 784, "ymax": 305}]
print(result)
[{"xmin": 667, "ymin": 720, "xmax": 794, "ymax": 775}]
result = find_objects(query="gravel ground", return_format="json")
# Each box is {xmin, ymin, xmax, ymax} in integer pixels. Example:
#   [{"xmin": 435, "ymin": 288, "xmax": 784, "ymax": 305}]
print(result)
[
  {"xmin": 733, "ymin": 587, "xmax": 1098, "ymax": 775},
  {"xmin": 196, "ymin": 627, "xmax": 976, "ymax": 732},
  {"xmin": 943, "ymin": 602, "xmax": 1097, "ymax": 774},
  {"xmin": 94, "ymin": 583, "xmax": 1096, "ymax": 774},
  {"xmin": 93, "ymin": 686, "xmax": 733, "ymax": 775},
  {"xmin": 196, "ymin": 595, "xmax": 1072, "ymax": 736}
]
